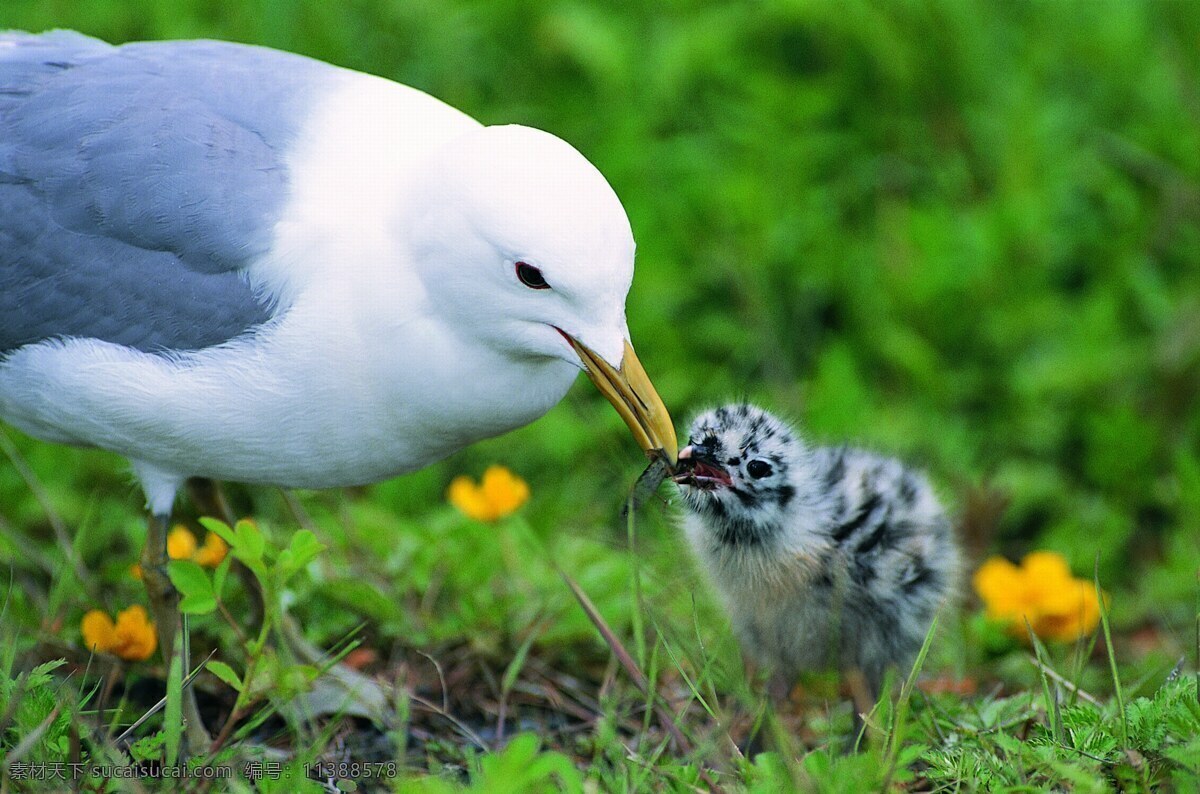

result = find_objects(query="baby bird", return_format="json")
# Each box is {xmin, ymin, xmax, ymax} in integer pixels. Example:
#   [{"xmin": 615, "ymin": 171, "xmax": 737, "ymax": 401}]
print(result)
[{"xmin": 673, "ymin": 403, "xmax": 959, "ymax": 699}]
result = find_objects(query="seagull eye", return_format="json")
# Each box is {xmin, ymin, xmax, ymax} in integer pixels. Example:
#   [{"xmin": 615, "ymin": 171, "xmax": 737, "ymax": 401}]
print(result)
[
  {"xmin": 516, "ymin": 262, "xmax": 550, "ymax": 290},
  {"xmin": 747, "ymin": 460, "xmax": 772, "ymax": 479}
]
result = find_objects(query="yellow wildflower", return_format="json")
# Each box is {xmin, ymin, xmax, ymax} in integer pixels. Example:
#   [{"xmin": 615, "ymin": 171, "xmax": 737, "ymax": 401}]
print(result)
[
  {"xmin": 193, "ymin": 531, "xmax": 229, "ymax": 568},
  {"xmin": 480, "ymin": 466, "xmax": 530, "ymax": 515},
  {"xmin": 973, "ymin": 551, "xmax": 1105, "ymax": 642},
  {"xmin": 447, "ymin": 465, "xmax": 530, "ymax": 522},
  {"xmin": 81, "ymin": 605, "xmax": 157, "ymax": 661},
  {"xmin": 131, "ymin": 526, "xmax": 229, "ymax": 578},
  {"xmin": 167, "ymin": 525, "xmax": 198, "ymax": 560}
]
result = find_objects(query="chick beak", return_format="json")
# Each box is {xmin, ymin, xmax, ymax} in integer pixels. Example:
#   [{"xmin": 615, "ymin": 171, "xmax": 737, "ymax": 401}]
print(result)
[
  {"xmin": 672, "ymin": 443, "xmax": 731, "ymax": 488},
  {"xmin": 564, "ymin": 335, "xmax": 678, "ymax": 465}
]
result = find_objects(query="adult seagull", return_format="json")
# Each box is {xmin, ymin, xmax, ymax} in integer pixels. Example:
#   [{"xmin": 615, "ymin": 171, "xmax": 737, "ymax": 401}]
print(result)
[{"xmin": 0, "ymin": 30, "xmax": 676, "ymax": 739}]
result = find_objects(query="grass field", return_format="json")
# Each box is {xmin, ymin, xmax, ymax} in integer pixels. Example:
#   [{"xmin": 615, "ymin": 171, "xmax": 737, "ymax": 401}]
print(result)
[{"xmin": 2, "ymin": 1, "xmax": 1199, "ymax": 790}]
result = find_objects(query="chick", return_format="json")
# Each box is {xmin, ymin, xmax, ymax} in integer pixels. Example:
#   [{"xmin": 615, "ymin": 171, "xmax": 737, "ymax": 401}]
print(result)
[{"xmin": 672, "ymin": 403, "xmax": 959, "ymax": 699}]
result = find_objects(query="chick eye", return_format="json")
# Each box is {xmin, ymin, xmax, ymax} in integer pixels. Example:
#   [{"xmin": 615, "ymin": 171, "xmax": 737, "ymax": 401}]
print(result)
[
  {"xmin": 516, "ymin": 262, "xmax": 550, "ymax": 290},
  {"xmin": 747, "ymin": 460, "xmax": 772, "ymax": 479}
]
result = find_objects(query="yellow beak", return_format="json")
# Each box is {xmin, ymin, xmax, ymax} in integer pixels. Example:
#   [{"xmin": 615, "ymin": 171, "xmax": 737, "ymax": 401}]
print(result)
[{"xmin": 566, "ymin": 336, "xmax": 678, "ymax": 465}]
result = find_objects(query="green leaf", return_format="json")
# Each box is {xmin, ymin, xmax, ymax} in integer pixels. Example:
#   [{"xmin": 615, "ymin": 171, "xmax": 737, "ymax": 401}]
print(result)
[
  {"xmin": 169, "ymin": 560, "xmax": 217, "ymax": 615},
  {"xmin": 167, "ymin": 560, "xmax": 213, "ymax": 600},
  {"xmin": 278, "ymin": 530, "xmax": 325, "ymax": 578},
  {"xmin": 234, "ymin": 519, "xmax": 266, "ymax": 562},
  {"xmin": 198, "ymin": 517, "xmax": 236, "ymax": 546},
  {"xmin": 212, "ymin": 556, "xmax": 232, "ymax": 600},
  {"xmin": 178, "ymin": 594, "xmax": 217, "ymax": 615},
  {"xmin": 501, "ymin": 630, "xmax": 537, "ymax": 697},
  {"xmin": 128, "ymin": 732, "xmax": 164, "ymax": 763},
  {"xmin": 30, "ymin": 659, "xmax": 67, "ymax": 680},
  {"xmin": 288, "ymin": 529, "xmax": 325, "ymax": 564},
  {"xmin": 206, "ymin": 660, "xmax": 243, "ymax": 692},
  {"xmin": 244, "ymin": 651, "xmax": 281, "ymax": 700}
]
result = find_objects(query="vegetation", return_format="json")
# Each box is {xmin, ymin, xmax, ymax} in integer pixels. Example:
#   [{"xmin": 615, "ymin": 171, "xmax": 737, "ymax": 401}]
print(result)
[{"xmin": 2, "ymin": 0, "xmax": 1199, "ymax": 790}]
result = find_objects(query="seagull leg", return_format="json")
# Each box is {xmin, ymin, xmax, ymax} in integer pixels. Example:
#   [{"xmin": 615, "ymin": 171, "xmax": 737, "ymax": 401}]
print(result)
[
  {"xmin": 140, "ymin": 511, "xmax": 212, "ymax": 752},
  {"xmin": 141, "ymin": 512, "xmax": 178, "ymax": 663},
  {"xmin": 186, "ymin": 478, "xmax": 264, "ymax": 626}
]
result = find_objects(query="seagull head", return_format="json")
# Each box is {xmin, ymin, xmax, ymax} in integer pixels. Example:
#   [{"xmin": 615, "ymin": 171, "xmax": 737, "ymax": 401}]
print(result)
[{"xmin": 406, "ymin": 124, "xmax": 676, "ymax": 461}]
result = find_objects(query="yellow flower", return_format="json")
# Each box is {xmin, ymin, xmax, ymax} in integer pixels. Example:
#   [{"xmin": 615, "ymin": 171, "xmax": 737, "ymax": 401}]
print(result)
[
  {"xmin": 81, "ymin": 605, "xmax": 157, "ymax": 661},
  {"xmin": 167, "ymin": 525, "xmax": 198, "ymax": 560},
  {"xmin": 131, "ymin": 526, "xmax": 228, "ymax": 578},
  {"xmin": 193, "ymin": 530, "xmax": 229, "ymax": 568},
  {"xmin": 447, "ymin": 465, "xmax": 530, "ymax": 522},
  {"xmin": 480, "ymin": 466, "xmax": 530, "ymax": 515},
  {"xmin": 81, "ymin": 610, "xmax": 117, "ymax": 650},
  {"xmin": 973, "ymin": 551, "xmax": 1105, "ymax": 642}
]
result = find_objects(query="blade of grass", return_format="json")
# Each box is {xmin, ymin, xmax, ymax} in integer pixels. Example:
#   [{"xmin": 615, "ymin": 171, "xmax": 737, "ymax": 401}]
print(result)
[
  {"xmin": 650, "ymin": 615, "xmax": 716, "ymax": 719},
  {"xmin": 1025, "ymin": 621, "xmax": 1064, "ymax": 745},
  {"xmin": 626, "ymin": 501, "xmax": 647, "ymax": 670},
  {"xmin": 114, "ymin": 649, "xmax": 216, "ymax": 744},
  {"xmin": 1, "ymin": 564, "xmax": 12, "ymax": 630},
  {"xmin": 560, "ymin": 571, "xmax": 652, "ymax": 698},
  {"xmin": 164, "ymin": 632, "xmax": 183, "ymax": 766},
  {"xmin": 880, "ymin": 614, "xmax": 939, "ymax": 791},
  {"xmin": 1068, "ymin": 617, "xmax": 1101, "ymax": 707},
  {"xmin": 0, "ymin": 429, "xmax": 99, "ymax": 601},
  {"xmin": 643, "ymin": 638, "xmax": 662, "ymax": 746},
  {"xmin": 689, "ymin": 593, "xmax": 725, "ymax": 712},
  {"xmin": 495, "ymin": 619, "xmax": 542, "ymax": 745},
  {"xmin": 918, "ymin": 690, "xmax": 948, "ymax": 745},
  {"xmin": 1096, "ymin": 561, "xmax": 1128, "ymax": 748},
  {"xmin": 407, "ymin": 692, "xmax": 490, "ymax": 751},
  {"xmin": 0, "ymin": 565, "xmax": 17, "ymax": 683},
  {"xmin": 1026, "ymin": 654, "xmax": 1101, "ymax": 707},
  {"xmin": 559, "ymin": 569, "xmax": 724, "ymax": 793}
]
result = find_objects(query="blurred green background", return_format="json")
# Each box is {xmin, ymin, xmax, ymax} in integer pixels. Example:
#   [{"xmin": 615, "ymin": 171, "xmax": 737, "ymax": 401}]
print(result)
[{"xmin": 1, "ymin": 0, "xmax": 1198, "ymax": 629}]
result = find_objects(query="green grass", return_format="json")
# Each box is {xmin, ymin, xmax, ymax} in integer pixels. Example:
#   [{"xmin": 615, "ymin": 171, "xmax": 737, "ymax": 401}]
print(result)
[{"xmin": 2, "ymin": 0, "xmax": 1200, "ymax": 790}]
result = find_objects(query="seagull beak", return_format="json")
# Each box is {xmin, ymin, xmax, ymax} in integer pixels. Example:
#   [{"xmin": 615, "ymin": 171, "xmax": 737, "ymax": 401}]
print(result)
[{"xmin": 564, "ymin": 335, "xmax": 678, "ymax": 465}]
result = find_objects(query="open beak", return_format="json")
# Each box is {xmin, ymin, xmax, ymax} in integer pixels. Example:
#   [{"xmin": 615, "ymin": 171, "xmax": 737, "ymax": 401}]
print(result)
[
  {"xmin": 671, "ymin": 443, "xmax": 731, "ymax": 489},
  {"xmin": 564, "ymin": 335, "xmax": 678, "ymax": 465}
]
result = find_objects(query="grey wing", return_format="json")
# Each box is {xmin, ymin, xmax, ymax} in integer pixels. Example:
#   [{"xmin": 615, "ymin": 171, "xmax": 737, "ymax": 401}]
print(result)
[{"xmin": 0, "ymin": 31, "xmax": 338, "ymax": 354}]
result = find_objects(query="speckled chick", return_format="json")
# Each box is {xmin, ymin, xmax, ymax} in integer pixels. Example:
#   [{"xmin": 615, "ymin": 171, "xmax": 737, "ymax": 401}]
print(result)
[{"xmin": 673, "ymin": 403, "xmax": 960, "ymax": 696}]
